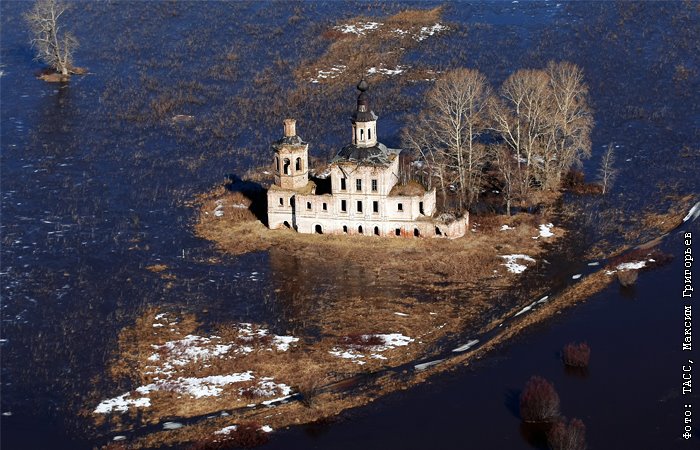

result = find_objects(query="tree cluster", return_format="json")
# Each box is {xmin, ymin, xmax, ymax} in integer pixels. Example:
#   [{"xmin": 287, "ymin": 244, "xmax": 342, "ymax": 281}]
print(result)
[{"xmin": 403, "ymin": 62, "xmax": 593, "ymax": 214}]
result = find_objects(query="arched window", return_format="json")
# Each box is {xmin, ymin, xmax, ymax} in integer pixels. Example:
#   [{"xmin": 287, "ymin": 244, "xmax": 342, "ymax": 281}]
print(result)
[
  {"xmin": 315, "ymin": 224, "xmax": 323, "ymax": 234},
  {"xmin": 368, "ymin": 128, "xmax": 371, "ymax": 140},
  {"xmin": 283, "ymin": 158, "xmax": 291, "ymax": 175},
  {"xmin": 275, "ymin": 156, "xmax": 279, "ymax": 172},
  {"xmin": 342, "ymin": 225, "xmax": 348, "ymax": 234},
  {"xmin": 373, "ymin": 226, "xmax": 379, "ymax": 236},
  {"xmin": 414, "ymin": 228, "xmax": 420, "ymax": 237},
  {"xmin": 360, "ymin": 129, "xmax": 364, "ymax": 141},
  {"xmin": 296, "ymin": 157, "xmax": 302, "ymax": 171},
  {"xmin": 358, "ymin": 225, "xmax": 363, "ymax": 234}
]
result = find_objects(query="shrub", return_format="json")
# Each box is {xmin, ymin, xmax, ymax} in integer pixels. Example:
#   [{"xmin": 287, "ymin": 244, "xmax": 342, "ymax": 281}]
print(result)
[
  {"xmin": 562, "ymin": 342, "xmax": 591, "ymax": 368},
  {"xmin": 339, "ymin": 334, "xmax": 384, "ymax": 347},
  {"xmin": 617, "ymin": 269, "xmax": 638, "ymax": 287},
  {"xmin": 520, "ymin": 376, "xmax": 561, "ymax": 423},
  {"xmin": 547, "ymin": 418, "xmax": 587, "ymax": 450}
]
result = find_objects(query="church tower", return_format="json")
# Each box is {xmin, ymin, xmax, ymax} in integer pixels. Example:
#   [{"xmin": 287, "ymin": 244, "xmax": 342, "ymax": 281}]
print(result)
[
  {"xmin": 272, "ymin": 119, "xmax": 309, "ymax": 190},
  {"xmin": 351, "ymin": 79, "xmax": 378, "ymax": 148}
]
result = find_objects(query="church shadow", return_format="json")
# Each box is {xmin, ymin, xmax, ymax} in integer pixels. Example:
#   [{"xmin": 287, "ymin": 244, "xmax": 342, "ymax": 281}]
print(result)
[{"xmin": 223, "ymin": 174, "xmax": 269, "ymax": 226}]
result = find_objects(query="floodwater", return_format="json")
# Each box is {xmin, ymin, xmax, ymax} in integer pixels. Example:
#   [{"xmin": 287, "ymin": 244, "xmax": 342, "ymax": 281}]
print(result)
[{"xmin": 1, "ymin": 1, "xmax": 698, "ymax": 449}]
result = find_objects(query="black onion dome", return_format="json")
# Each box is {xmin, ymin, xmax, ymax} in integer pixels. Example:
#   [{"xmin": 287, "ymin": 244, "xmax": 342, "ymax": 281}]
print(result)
[
  {"xmin": 352, "ymin": 78, "xmax": 377, "ymax": 122},
  {"xmin": 357, "ymin": 78, "xmax": 368, "ymax": 92}
]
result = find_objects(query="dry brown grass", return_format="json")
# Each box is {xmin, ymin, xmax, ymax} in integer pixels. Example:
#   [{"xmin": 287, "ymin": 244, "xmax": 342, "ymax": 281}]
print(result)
[{"xmin": 295, "ymin": 7, "xmax": 447, "ymax": 87}]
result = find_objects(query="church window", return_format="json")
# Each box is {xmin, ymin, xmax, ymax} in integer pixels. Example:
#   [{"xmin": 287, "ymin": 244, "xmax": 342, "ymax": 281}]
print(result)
[
  {"xmin": 368, "ymin": 128, "xmax": 371, "ymax": 140},
  {"xmin": 356, "ymin": 179, "xmax": 362, "ymax": 191},
  {"xmin": 341, "ymin": 178, "xmax": 346, "ymax": 190},
  {"xmin": 398, "ymin": 203, "xmax": 403, "ymax": 211},
  {"xmin": 341, "ymin": 200, "xmax": 347, "ymax": 212},
  {"xmin": 371, "ymin": 179, "xmax": 377, "ymax": 192},
  {"xmin": 357, "ymin": 201, "xmax": 363, "ymax": 213},
  {"xmin": 307, "ymin": 201, "xmax": 312, "ymax": 210},
  {"xmin": 283, "ymin": 158, "xmax": 291, "ymax": 175},
  {"xmin": 360, "ymin": 129, "xmax": 364, "ymax": 140},
  {"xmin": 279, "ymin": 197, "xmax": 284, "ymax": 206},
  {"xmin": 358, "ymin": 225, "xmax": 363, "ymax": 234},
  {"xmin": 343, "ymin": 225, "xmax": 348, "ymax": 233},
  {"xmin": 296, "ymin": 157, "xmax": 302, "ymax": 171},
  {"xmin": 322, "ymin": 202, "xmax": 327, "ymax": 211},
  {"xmin": 373, "ymin": 201, "xmax": 378, "ymax": 213},
  {"xmin": 373, "ymin": 226, "xmax": 379, "ymax": 236}
]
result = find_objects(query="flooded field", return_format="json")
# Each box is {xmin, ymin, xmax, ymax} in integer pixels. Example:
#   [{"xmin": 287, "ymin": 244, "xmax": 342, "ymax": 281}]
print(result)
[{"xmin": 1, "ymin": 1, "xmax": 698, "ymax": 448}]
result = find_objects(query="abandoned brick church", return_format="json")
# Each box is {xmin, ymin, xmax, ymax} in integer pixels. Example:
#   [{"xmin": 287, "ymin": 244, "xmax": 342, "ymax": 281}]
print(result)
[{"xmin": 266, "ymin": 80, "xmax": 468, "ymax": 238}]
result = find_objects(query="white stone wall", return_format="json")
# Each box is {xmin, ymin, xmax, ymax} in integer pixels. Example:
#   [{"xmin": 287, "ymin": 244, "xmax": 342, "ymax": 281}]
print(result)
[{"xmin": 330, "ymin": 159, "xmax": 399, "ymax": 197}]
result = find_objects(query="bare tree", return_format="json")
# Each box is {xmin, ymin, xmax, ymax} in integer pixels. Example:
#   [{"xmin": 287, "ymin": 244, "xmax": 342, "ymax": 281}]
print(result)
[
  {"xmin": 491, "ymin": 144, "xmax": 518, "ymax": 215},
  {"xmin": 25, "ymin": 0, "xmax": 78, "ymax": 77},
  {"xmin": 546, "ymin": 61, "xmax": 593, "ymax": 188},
  {"xmin": 489, "ymin": 69, "xmax": 551, "ymax": 206},
  {"xmin": 598, "ymin": 143, "xmax": 617, "ymax": 194},
  {"xmin": 403, "ymin": 68, "xmax": 492, "ymax": 211}
]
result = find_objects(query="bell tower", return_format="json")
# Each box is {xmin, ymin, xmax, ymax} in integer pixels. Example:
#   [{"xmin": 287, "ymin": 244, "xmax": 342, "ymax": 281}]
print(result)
[
  {"xmin": 351, "ymin": 79, "xmax": 378, "ymax": 148},
  {"xmin": 272, "ymin": 119, "xmax": 309, "ymax": 190}
]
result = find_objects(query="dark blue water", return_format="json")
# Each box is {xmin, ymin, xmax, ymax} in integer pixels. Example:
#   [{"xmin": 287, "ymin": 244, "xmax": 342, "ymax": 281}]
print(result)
[{"xmin": 1, "ymin": 1, "xmax": 698, "ymax": 448}]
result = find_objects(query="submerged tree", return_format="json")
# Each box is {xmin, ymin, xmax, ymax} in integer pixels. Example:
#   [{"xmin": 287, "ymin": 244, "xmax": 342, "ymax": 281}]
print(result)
[{"xmin": 24, "ymin": 0, "xmax": 78, "ymax": 77}]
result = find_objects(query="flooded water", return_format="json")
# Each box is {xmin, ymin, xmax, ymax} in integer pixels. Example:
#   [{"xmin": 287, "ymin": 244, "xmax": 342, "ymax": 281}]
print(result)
[{"xmin": 1, "ymin": 1, "xmax": 698, "ymax": 449}]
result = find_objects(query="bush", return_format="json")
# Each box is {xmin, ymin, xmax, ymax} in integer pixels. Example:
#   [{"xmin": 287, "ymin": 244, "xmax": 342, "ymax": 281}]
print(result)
[
  {"xmin": 562, "ymin": 342, "xmax": 591, "ymax": 368},
  {"xmin": 520, "ymin": 376, "xmax": 561, "ymax": 423},
  {"xmin": 187, "ymin": 423, "xmax": 269, "ymax": 449},
  {"xmin": 617, "ymin": 270, "xmax": 638, "ymax": 287},
  {"xmin": 547, "ymin": 418, "xmax": 587, "ymax": 450}
]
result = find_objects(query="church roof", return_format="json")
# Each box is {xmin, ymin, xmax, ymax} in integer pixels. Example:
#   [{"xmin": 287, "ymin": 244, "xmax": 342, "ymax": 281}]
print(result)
[
  {"xmin": 271, "ymin": 134, "xmax": 306, "ymax": 150},
  {"xmin": 331, "ymin": 142, "xmax": 399, "ymax": 166}
]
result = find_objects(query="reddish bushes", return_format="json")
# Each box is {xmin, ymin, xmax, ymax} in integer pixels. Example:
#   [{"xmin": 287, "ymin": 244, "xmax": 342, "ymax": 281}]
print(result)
[
  {"xmin": 519, "ymin": 376, "xmax": 561, "ymax": 423},
  {"xmin": 562, "ymin": 342, "xmax": 591, "ymax": 368},
  {"xmin": 547, "ymin": 418, "xmax": 587, "ymax": 450}
]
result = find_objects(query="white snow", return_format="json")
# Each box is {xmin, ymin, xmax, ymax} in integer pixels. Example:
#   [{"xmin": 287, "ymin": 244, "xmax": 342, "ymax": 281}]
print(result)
[
  {"xmin": 683, "ymin": 202, "xmax": 700, "ymax": 222},
  {"xmin": 617, "ymin": 261, "xmax": 646, "ymax": 270},
  {"xmin": 452, "ymin": 339, "xmax": 479, "ymax": 353},
  {"xmin": 163, "ymin": 422, "xmax": 183, "ymax": 430},
  {"xmin": 272, "ymin": 335, "xmax": 299, "ymax": 351},
  {"xmin": 329, "ymin": 333, "xmax": 413, "ymax": 364},
  {"xmin": 334, "ymin": 21, "xmax": 382, "ymax": 35},
  {"xmin": 415, "ymin": 23, "xmax": 448, "ymax": 41},
  {"xmin": 533, "ymin": 223, "xmax": 554, "ymax": 239},
  {"xmin": 94, "ymin": 394, "xmax": 151, "ymax": 414},
  {"xmin": 215, "ymin": 425, "xmax": 238, "ymax": 435},
  {"xmin": 261, "ymin": 425, "xmax": 273, "ymax": 432},
  {"xmin": 394, "ymin": 312, "xmax": 409, "ymax": 316},
  {"xmin": 536, "ymin": 296, "xmax": 549, "ymax": 304},
  {"xmin": 500, "ymin": 224, "xmax": 515, "ymax": 231},
  {"xmin": 572, "ymin": 274, "xmax": 582, "ymax": 280},
  {"xmin": 500, "ymin": 254, "xmax": 536, "ymax": 274},
  {"xmin": 415, "ymin": 359, "xmax": 444, "ymax": 371},
  {"xmin": 587, "ymin": 262, "xmax": 600, "ymax": 266},
  {"xmin": 367, "ymin": 65, "xmax": 407, "ymax": 76}
]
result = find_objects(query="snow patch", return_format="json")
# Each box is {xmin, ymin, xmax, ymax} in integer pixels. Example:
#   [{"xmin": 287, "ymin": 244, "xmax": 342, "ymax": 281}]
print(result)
[
  {"xmin": 334, "ymin": 21, "xmax": 382, "ymax": 35},
  {"xmin": 617, "ymin": 261, "xmax": 646, "ymax": 270},
  {"xmin": 500, "ymin": 254, "xmax": 536, "ymax": 274},
  {"xmin": 215, "ymin": 425, "xmax": 238, "ymax": 435},
  {"xmin": 94, "ymin": 394, "xmax": 151, "ymax": 414},
  {"xmin": 452, "ymin": 339, "xmax": 479, "ymax": 353}
]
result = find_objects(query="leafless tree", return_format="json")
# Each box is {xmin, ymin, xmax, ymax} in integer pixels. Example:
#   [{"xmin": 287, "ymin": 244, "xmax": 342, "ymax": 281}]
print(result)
[
  {"xmin": 491, "ymin": 144, "xmax": 519, "ymax": 215},
  {"xmin": 489, "ymin": 69, "xmax": 551, "ymax": 206},
  {"xmin": 24, "ymin": 0, "xmax": 78, "ymax": 76},
  {"xmin": 403, "ymin": 68, "xmax": 492, "ymax": 211},
  {"xmin": 598, "ymin": 143, "xmax": 617, "ymax": 194},
  {"xmin": 546, "ymin": 61, "xmax": 593, "ymax": 188}
]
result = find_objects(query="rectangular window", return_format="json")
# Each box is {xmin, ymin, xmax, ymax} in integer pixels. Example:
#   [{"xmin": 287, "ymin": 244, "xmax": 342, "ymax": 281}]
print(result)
[
  {"xmin": 279, "ymin": 197, "xmax": 284, "ymax": 206},
  {"xmin": 371, "ymin": 179, "xmax": 378, "ymax": 192},
  {"xmin": 322, "ymin": 202, "xmax": 327, "ymax": 211},
  {"xmin": 373, "ymin": 201, "xmax": 379, "ymax": 213},
  {"xmin": 340, "ymin": 178, "xmax": 346, "ymax": 190},
  {"xmin": 398, "ymin": 203, "xmax": 403, "ymax": 211},
  {"xmin": 357, "ymin": 201, "xmax": 363, "ymax": 213},
  {"xmin": 341, "ymin": 200, "xmax": 347, "ymax": 212},
  {"xmin": 356, "ymin": 179, "xmax": 362, "ymax": 191},
  {"xmin": 307, "ymin": 202, "xmax": 312, "ymax": 210}
]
